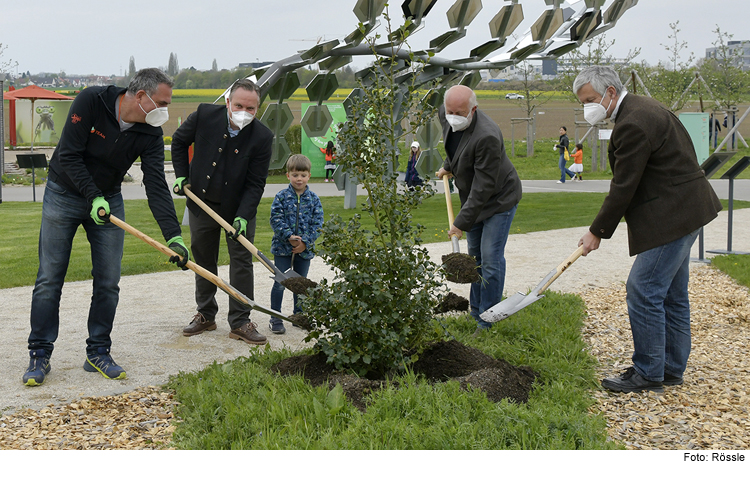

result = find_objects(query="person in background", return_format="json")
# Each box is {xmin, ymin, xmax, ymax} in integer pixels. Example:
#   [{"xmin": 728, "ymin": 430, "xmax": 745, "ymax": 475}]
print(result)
[
  {"xmin": 436, "ymin": 85, "xmax": 522, "ymax": 336},
  {"xmin": 321, "ymin": 140, "xmax": 336, "ymax": 182},
  {"xmin": 269, "ymin": 154, "xmax": 324, "ymax": 334},
  {"xmin": 570, "ymin": 142, "xmax": 584, "ymax": 181},
  {"xmin": 172, "ymin": 78, "xmax": 273, "ymax": 346},
  {"xmin": 574, "ymin": 65, "xmax": 722, "ymax": 393},
  {"xmin": 24, "ymin": 68, "xmax": 188, "ymax": 387},
  {"xmin": 554, "ymin": 126, "xmax": 575, "ymax": 184},
  {"xmin": 405, "ymin": 140, "xmax": 424, "ymax": 189}
]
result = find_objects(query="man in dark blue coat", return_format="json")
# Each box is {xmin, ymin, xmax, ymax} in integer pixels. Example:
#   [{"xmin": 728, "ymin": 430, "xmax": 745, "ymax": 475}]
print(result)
[
  {"xmin": 24, "ymin": 68, "xmax": 189, "ymax": 387},
  {"xmin": 172, "ymin": 79, "xmax": 273, "ymax": 346}
]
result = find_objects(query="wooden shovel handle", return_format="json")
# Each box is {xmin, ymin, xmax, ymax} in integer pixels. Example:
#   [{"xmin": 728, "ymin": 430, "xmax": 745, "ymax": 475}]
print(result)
[
  {"xmin": 538, "ymin": 245, "xmax": 584, "ymax": 294},
  {"xmin": 183, "ymin": 185, "xmax": 276, "ymax": 274},
  {"xmin": 443, "ymin": 175, "xmax": 455, "ymax": 229},
  {"xmin": 108, "ymin": 214, "xmax": 251, "ymax": 307}
]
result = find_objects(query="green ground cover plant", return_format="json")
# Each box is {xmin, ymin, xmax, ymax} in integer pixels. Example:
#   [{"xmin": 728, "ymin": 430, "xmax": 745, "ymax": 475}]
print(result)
[{"xmin": 167, "ymin": 291, "xmax": 618, "ymax": 450}]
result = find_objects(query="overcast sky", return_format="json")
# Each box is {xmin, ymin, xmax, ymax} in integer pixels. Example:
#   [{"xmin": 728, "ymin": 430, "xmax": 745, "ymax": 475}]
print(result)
[{"xmin": 1, "ymin": 0, "xmax": 747, "ymax": 77}]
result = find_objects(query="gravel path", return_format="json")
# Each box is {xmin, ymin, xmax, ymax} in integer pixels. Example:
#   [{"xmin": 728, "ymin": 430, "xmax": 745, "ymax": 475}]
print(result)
[{"xmin": 1, "ymin": 209, "xmax": 748, "ymax": 450}]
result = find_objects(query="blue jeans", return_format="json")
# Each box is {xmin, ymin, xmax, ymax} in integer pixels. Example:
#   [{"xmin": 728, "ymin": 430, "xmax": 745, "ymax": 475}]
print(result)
[
  {"xmin": 626, "ymin": 229, "xmax": 699, "ymax": 382},
  {"xmin": 559, "ymin": 152, "xmax": 575, "ymax": 182},
  {"xmin": 28, "ymin": 180, "xmax": 125, "ymax": 356},
  {"xmin": 270, "ymin": 254, "xmax": 311, "ymax": 325},
  {"xmin": 467, "ymin": 205, "xmax": 517, "ymax": 329}
]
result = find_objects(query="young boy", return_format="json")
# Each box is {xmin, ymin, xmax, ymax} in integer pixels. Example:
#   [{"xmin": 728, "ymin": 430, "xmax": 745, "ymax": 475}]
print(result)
[{"xmin": 269, "ymin": 154, "xmax": 324, "ymax": 334}]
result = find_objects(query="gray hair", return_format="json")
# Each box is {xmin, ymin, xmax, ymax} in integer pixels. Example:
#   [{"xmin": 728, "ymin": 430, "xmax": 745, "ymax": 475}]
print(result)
[
  {"xmin": 229, "ymin": 78, "xmax": 261, "ymax": 100},
  {"xmin": 127, "ymin": 68, "xmax": 174, "ymax": 95},
  {"xmin": 573, "ymin": 66, "xmax": 624, "ymax": 96}
]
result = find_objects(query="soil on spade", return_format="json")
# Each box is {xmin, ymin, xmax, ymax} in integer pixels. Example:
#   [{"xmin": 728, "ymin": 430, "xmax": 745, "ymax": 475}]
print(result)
[{"xmin": 271, "ymin": 339, "xmax": 537, "ymax": 412}]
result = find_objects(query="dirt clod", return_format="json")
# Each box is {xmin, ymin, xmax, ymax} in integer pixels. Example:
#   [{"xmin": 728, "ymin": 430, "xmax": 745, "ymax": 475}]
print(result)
[
  {"xmin": 281, "ymin": 276, "xmax": 318, "ymax": 295},
  {"xmin": 288, "ymin": 313, "xmax": 313, "ymax": 331},
  {"xmin": 442, "ymin": 252, "xmax": 480, "ymax": 283},
  {"xmin": 435, "ymin": 292, "xmax": 469, "ymax": 314}
]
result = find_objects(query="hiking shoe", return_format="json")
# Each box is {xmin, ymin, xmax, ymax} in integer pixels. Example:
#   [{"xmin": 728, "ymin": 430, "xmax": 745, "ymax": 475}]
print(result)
[
  {"xmin": 663, "ymin": 373, "xmax": 684, "ymax": 386},
  {"xmin": 269, "ymin": 321, "xmax": 286, "ymax": 335},
  {"xmin": 84, "ymin": 347, "xmax": 126, "ymax": 380},
  {"xmin": 229, "ymin": 322, "xmax": 268, "ymax": 345},
  {"xmin": 602, "ymin": 367, "xmax": 663, "ymax": 393},
  {"xmin": 183, "ymin": 312, "xmax": 217, "ymax": 336},
  {"xmin": 23, "ymin": 349, "xmax": 51, "ymax": 386}
]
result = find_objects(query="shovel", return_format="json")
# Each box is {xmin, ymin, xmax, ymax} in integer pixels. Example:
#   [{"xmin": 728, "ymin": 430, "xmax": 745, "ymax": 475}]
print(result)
[
  {"xmin": 441, "ymin": 175, "xmax": 480, "ymax": 284},
  {"xmin": 480, "ymin": 245, "xmax": 584, "ymax": 323},
  {"xmin": 106, "ymin": 212, "xmax": 296, "ymax": 324},
  {"xmin": 182, "ymin": 185, "xmax": 302, "ymax": 285}
]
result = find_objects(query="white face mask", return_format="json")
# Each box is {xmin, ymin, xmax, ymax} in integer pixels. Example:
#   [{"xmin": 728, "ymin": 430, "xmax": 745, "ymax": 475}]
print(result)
[
  {"xmin": 446, "ymin": 111, "xmax": 472, "ymax": 132},
  {"xmin": 139, "ymin": 92, "xmax": 169, "ymax": 127},
  {"xmin": 583, "ymin": 91, "xmax": 613, "ymax": 126},
  {"xmin": 230, "ymin": 110, "xmax": 254, "ymax": 130}
]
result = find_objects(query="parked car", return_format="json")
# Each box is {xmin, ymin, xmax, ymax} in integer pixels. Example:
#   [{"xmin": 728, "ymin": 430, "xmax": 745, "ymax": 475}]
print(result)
[{"xmin": 505, "ymin": 93, "xmax": 525, "ymax": 99}]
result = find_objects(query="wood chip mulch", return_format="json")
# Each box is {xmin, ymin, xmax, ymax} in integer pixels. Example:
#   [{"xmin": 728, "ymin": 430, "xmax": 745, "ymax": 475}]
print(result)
[
  {"xmin": 1, "ymin": 264, "xmax": 747, "ymax": 450},
  {"xmin": 580, "ymin": 264, "xmax": 750, "ymax": 450}
]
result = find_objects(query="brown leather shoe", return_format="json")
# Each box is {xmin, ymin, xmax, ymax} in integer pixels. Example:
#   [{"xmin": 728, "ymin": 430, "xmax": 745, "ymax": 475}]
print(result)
[
  {"xmin": 183, "ymin": 313, "xmax": 217, "ymax": 336},
  {"xmin": 228, "ymin": 322, "xmax": 267, "ymax": 345}
]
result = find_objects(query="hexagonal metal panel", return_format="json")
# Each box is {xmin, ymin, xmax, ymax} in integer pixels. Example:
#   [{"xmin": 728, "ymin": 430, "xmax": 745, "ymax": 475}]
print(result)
[
  {"xmin": 415, "ymin": 149, "xmax": 443, "ymax": 178},
  {"xmin": 415, "ymin": 117, "xmax": 442, "ymax": 150},
  {"xmin": 260, "ymin": 103, "xmax": 294, "ymax": 137},
  {"xmin": 306, "ymin": 73, "xmax": 339, "ymax": 104},
  {"xmin": 301, "ymin": 105, "xmax": 334, "ymax": 138},
  {"xmin": 269, "ymin": 136, "xmax": 292, "ymax": 170},
  {"xmin": 266, "ymin": 72, "xmax": 300, "ymax": 102}
]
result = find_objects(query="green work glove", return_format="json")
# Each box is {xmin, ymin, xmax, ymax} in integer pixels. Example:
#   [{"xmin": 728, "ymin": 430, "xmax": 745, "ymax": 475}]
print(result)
[
  {"xmin": 172, "ymin": 177, "xmax": 188, "ymax": 196},
  {"xmin": 90, "ymin": 196, "xmax": 110, "ymax": 225},
  {"xmin": 228, "ymin": 217, "xmax": 247, "ymax": 241},
  {"xmin": 167, "ymin": 236, "xmax": 190, "ymax": 270}
]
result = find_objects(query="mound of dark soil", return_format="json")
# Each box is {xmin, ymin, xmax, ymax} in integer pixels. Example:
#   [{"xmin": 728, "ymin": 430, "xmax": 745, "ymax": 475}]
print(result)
[
  {"xmin": 434, "ymin": 292, "xmax": 469, "ymax": 314},
  {"xmin": 271, "ymin": 340, "xmax": 537, "ymax": 412},
  {"xmin": 282, "ymin": 276, "xmax": 318, "ymax": 295},
  {"xmin": 442, "ymin": 252, "xmax": 480, "ymax": 283}
]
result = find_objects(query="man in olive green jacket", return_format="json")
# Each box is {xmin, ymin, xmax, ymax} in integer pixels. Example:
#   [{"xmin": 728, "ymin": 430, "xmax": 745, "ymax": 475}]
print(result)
[{"xmin": 574, "ymin": 66, "xmax": 722, "ymax": 394}]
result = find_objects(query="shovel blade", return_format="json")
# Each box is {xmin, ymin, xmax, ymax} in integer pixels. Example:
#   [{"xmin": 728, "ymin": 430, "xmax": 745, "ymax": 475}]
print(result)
[
  {"xmin": 480, "ymin": 291, "xmax": 545, "ymax": 323},
  {"xmin": 273, "ymin": 267, "xmax": 303, "ymax": 284}
]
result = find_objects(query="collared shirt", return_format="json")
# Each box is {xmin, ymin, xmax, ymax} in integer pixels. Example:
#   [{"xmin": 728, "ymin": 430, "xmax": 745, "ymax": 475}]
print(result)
[{"xmin": 610, "ymin": 90, "xmax": 628, "ymax": 122}]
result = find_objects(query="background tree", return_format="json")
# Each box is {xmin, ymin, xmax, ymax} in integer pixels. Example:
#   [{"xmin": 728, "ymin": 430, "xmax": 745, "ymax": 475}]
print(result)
[
  {"xmin": 0, "ymin": 43, "xmax": 18, "ymax": 77},
  {"xmin": 128, "ymin": 56, "xmax": 136, "ymax": 80},
  {"xmin": 211, "ymin": 59, "xmax": 218, "ymax": 72},
  {"xmin": 168, "ymin": 52, "xmax": 180, "ymax": 76},
  {"xmin": 700, "ymin": 25, "xmax": 748, "ymax": 111}
]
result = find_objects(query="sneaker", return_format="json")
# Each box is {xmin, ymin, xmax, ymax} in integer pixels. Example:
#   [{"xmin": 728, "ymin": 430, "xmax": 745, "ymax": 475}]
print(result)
[
  {"xmin": 663, "ymin": 373, "xmax": 684, "ymax": 386},
  {"xmin": 183, "ymin": 312, "xmax": 217, "ymax": 336},
  {"xmin": 601, "ymin": 367, "xmax": 663, "ymax": 393},
  {"xmin": 84, "ymin": 347, "xmax": 126, "ymax": 380},
  {"xmin": 23, "ymin": 349, "xmax": 51, "ymax": 386},
  {"xmin": 229, "ymin": 322, "xmax": 268, "ymax": 345},
  {"xmin": 557, "ymin": 180, "xmax": 564, "ymax": 184},
  {"xmin": 269, "ymin": 321, "xmax": 286, "ymax": 335}
]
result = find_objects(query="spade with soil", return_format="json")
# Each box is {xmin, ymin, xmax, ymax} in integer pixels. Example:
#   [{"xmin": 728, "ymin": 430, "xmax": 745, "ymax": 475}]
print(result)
[
  {"xmin": 105, "ymin": 213, "xmax": 303, "ymax": 325},
  {"xmin": 481, "ymin": 245, "xmax": 584, "ymax": 323},
  {"xmin": 182, "ymin": 185, "xmax": 304, "ymax": 287},
  {"xmin": 441, "ymin": 175, "xmax": 480, "ymax": 284}
]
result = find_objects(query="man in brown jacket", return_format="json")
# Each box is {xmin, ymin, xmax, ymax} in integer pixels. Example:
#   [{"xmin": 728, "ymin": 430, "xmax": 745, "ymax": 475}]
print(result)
[{"xmin": 574, "ymin": 66, "xmax": 722, "ymax": 393}]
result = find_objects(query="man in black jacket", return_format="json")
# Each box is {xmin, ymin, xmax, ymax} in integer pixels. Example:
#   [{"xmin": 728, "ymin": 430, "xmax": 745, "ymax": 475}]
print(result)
[
  {"xmin": 171, "ymin": 79, "xmax": 273, "ymax": 346},
  {"xmin": 24, "ymin": 68, "xmax": 189, "ymax": 387},
  {"xmin": 436, "ymin": 85, "xmax": 522, "ymax": 336}
]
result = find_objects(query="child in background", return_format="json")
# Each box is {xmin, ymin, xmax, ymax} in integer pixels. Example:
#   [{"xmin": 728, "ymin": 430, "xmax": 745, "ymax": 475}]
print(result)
[
  {"xmin": 405, "ymin": 141, "xmax": 424, "ymax": 189},
  {"xmin": 570, "ymin": 143, "xmax": 584, "ymax": 181},
  {"xmin": 321, "ymin": 141, "xmax": 335, "ymax": 182},
  {"xmin": 269, "ymin": 154, "xmax": 325, "ymax": 334}
]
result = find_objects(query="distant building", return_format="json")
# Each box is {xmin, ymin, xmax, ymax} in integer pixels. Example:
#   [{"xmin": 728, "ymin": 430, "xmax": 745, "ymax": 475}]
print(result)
[{"xmin": 706, "ymin": 40, "xmax": 750, "ymax": 71}]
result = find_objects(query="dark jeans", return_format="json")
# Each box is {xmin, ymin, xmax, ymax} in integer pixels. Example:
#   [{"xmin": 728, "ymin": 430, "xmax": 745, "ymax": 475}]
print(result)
[
  {"xmin": 28, "ymin": 180, "xmax": 125, "ymax": 356},
  {"xmin": 188, "ymin": 206, "xmax": 255, "ymax": 330},
  {"xmin": 270, "ymin": 254, "xmax": 311, "ymax": 325},
  {"xmin": 467, "ymin": 205, "xmax": 517, "ymax": 329},
  {"xmin": 626, "ymin": 230, "xmax": 699, "ymax": 381},
  {"xmin": 559, "ymin": 152, "xmax": 575, "ymax": 182}
]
